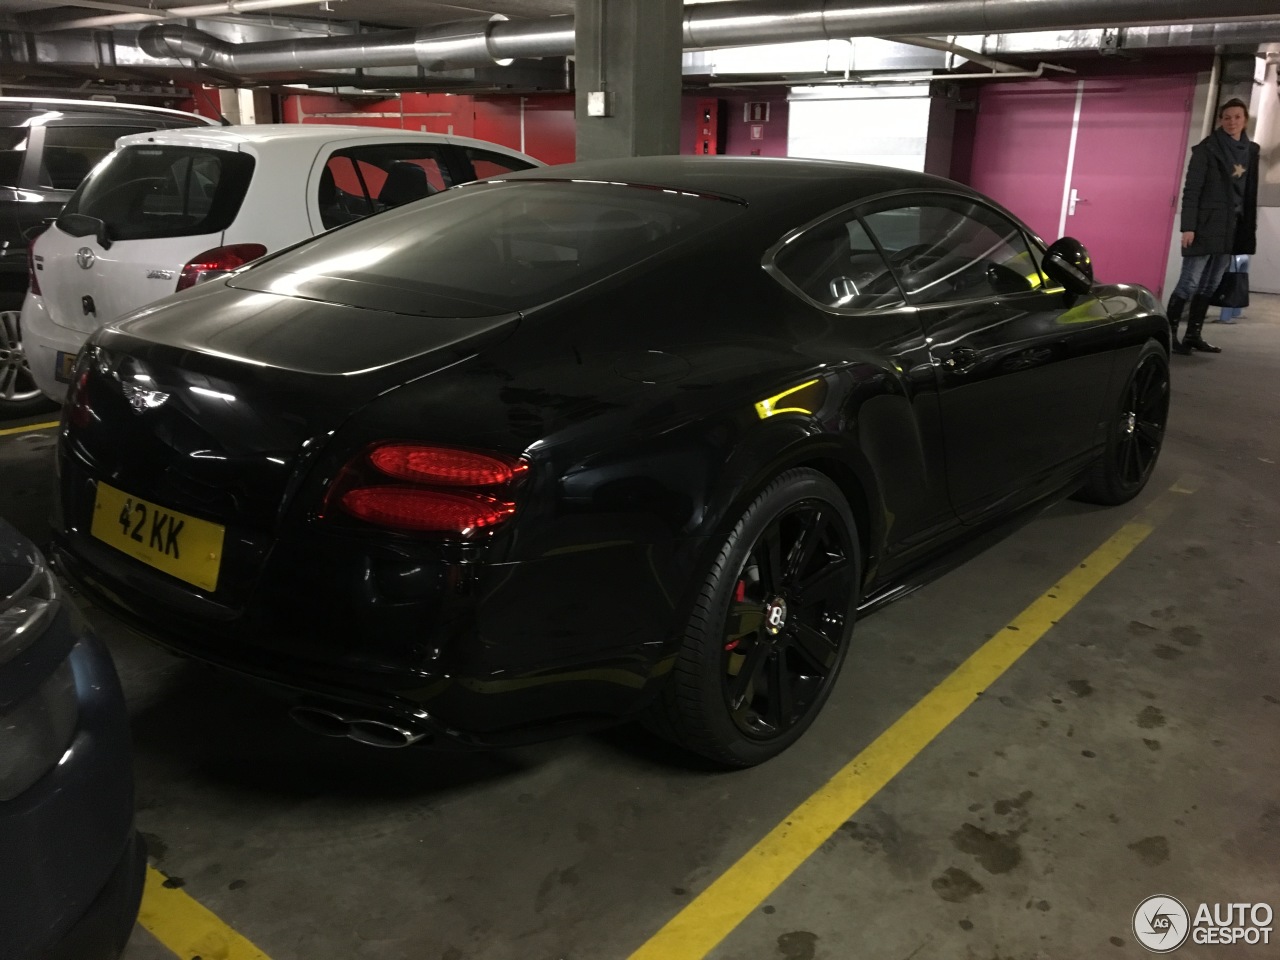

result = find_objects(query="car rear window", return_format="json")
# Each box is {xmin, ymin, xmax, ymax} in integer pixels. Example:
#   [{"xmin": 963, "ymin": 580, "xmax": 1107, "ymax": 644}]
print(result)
[
  {"xmin": 231, "ymin": 179, "xmax": 744, "ymax": 316},
  {"xmin": 58, "ymin": 144, "xmax": 255, "ymax": 241}
]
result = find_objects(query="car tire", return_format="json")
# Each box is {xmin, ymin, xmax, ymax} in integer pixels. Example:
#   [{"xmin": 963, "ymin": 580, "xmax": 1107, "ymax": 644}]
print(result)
[
  {"xmin": 646, "ymin": 468, "xmax": 860, "ymax": 767},
  {"xmin": 1073, "ymin": 340, "xmax": 1170, "ymax": 506},
  {"xmin": 0, "ymin": 310, "xmax": 58, "ymax": 420}
]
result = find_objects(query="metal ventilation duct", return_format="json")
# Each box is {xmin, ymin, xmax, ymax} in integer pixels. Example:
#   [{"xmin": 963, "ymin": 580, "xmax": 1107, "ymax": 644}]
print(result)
[{"xmin": 138, "ymin": 0, "xmax": 1280, "ymax": 75}]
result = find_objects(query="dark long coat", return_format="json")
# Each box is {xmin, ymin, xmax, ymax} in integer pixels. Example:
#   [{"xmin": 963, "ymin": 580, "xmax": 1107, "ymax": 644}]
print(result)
[{"xmin": 1180, "ymin": 131, "xmax": 1260, "ymax": 256}]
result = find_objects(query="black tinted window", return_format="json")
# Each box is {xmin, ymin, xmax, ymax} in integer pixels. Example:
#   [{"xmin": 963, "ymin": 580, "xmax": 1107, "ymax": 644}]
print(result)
[
  {"xmin": 235, "ymin": 180, "xmax": 743, "ymax": 316},
  {"xmin": 773, "ymin": 214, "xmax": 904, "ymax": 310},
  {"xmin": 861, "ymin": 196, "xmax": 1041, "ymax": 305},
  {"xmin": 59, "ymin": 145, "xmax": 254, "ymax": 241},
  {"xmin": 318, "ymin": 143, "xmax": 455, "ymax": 230},
  {"xmin": 37, "ymin": 124, "xmax": 152, "ymax": 189}
]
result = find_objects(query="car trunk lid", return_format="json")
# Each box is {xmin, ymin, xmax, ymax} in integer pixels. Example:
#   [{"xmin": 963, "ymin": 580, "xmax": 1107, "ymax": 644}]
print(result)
[{"xmin": 58, "ymin": 283, "xmax": 518, "ymax": 609}]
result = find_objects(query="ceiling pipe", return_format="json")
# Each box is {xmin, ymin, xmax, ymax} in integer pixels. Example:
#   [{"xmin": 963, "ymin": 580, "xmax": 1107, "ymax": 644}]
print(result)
[
  {"xmin": 708, "ymin": 61, "xmax": 1074, "ymax": 88},
  {"xmin": 679, "ymin": 0, "xmax": 1278, "ymax": 48},
  {"xmin": 138, "ymin": 0, "xmax": 1280, "ymax": 75},
  {"xmin": 892, "ymin": 35, "xmax": 1028, "ymax": 74},
  {"xmin": 38, "ymin": 0, "xmax": 339, "ymax": 33}
]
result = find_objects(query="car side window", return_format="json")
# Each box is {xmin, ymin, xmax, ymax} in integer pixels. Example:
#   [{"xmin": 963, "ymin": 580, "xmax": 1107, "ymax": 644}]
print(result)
[
  {"xmin": 461, "ymin": 147, "xmax": 537, "ymax": 180},
  {"xmin": 772, "ymin": 214, "xmax": 905, "ymax": 311},
  {"xmin": 860, "ymin": 197, "xmax": 1042, "ymax": 305},
  {"xmin": 318, "ymin": 144, "xmax": 454, "ymax": 230},
  {"xmin": 38, "ymin": 124, "xmax": 152, "ymax": 190}
]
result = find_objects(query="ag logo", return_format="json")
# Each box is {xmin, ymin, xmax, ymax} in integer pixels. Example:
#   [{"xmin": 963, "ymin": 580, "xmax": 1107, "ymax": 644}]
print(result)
[{"xmin": 1133, "ymin": 895, "xmax": 1190, "ymax": 953}]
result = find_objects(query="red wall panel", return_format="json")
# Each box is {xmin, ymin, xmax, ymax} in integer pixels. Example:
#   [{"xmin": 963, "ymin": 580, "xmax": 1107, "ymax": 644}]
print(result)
[
  {"xmin": 277, "ymin": 92, "xmax": 575, "ymax": 165},
  {"xmin": 680, "ymin": 93, "xmax": 790, "ymax": 157}
]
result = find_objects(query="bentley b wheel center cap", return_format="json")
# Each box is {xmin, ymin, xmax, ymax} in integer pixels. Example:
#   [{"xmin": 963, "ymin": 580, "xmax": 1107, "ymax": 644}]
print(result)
[{"xmin": 764, "ymin": 596, "xmax": 788, "ymax": 635}]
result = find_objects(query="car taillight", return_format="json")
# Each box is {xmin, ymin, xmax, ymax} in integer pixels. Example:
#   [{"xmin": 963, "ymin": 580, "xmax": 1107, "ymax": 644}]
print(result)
[
  {"xmin": 176, "ymin": 243, "xmax": 267, "ymax": 292},
  {"xmin": 324, "ymin": 443, "xmax": 528, "ymax": 536},
  {"xmin": 67, "ymin": 366, "xmax": 91, "ymax": 428},
  {"xmin": 368, "ymin": 445, "xmax": 527, "ymax": 486},
  {"xmin": 26, "ymin": 234, "xmax": 41, "ymax": 296}
]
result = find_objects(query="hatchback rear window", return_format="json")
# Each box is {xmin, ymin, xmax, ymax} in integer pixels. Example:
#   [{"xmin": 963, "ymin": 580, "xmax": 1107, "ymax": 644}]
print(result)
[
  {"xmin": 231, "ymin": 180, "xmax": 744, "ymax": 316},
  {"xmin": 58, "ymin": 144, "xmax": 254, "ymax": 241}
]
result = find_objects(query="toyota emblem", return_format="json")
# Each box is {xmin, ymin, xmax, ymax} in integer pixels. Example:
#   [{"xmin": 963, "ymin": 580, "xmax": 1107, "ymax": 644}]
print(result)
[{"xmin": 76, "ymin": 247, "xmax": 96, "ymax": 270}]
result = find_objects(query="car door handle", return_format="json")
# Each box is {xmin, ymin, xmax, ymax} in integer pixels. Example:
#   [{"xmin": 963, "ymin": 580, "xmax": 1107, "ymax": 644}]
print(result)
[{"xmin": 941, "ymin": 346, "xmax": 980, "ymax": 374}]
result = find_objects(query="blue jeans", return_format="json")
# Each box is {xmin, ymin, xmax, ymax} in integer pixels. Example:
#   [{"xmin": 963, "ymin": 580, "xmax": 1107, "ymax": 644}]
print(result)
[{"xmin": 1173, "ymin": 253, "xmax": 1232, "ymax": 300}]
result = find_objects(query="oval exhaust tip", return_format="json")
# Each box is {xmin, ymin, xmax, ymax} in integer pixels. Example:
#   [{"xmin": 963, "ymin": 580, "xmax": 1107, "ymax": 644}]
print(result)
[{"xmin": 347, "ymin": 719, "xmax": 428, "ymax": 749}]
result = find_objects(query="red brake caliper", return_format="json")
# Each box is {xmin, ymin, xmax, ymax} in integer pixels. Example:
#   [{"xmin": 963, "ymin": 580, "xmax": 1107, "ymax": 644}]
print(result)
[{"xmin": 725, "ymin": 580, "xmax": 747, "ymax": 650}]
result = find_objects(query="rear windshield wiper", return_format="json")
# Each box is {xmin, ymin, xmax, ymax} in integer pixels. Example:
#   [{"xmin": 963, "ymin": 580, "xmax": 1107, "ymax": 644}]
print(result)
[{"xmin": 57, "ymin": 213, "xmax": 113, "ymax": 250}]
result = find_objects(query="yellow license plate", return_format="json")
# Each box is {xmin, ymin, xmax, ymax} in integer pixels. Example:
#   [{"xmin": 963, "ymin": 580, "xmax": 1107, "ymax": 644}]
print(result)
[{"xmin": 90, "ymin": 482, "xmax": 226, "ymax": 592}]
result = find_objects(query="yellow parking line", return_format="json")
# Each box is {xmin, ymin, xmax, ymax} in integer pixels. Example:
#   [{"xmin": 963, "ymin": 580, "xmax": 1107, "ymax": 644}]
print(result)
[
  {"xmin": 627, "ymin": 481, "xmax": 1193, "ymax": 960},
  {"xmin": 138, "ymin": 865, "xmax": 274, "ymax": 960},
  {"xmin": 0, "ymin": 419, "xmax": 58, "ymax": 437}
]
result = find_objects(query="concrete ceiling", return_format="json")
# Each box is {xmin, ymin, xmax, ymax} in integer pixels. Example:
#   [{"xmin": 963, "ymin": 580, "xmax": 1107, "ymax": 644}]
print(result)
[{"xmin": 2, "ymin": 0, "xmax": 1274, "ymax": 99}]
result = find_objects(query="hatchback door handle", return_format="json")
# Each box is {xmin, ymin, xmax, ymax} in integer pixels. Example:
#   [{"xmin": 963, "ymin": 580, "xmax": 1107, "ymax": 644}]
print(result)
[{"xmin": 942, "ymin": 346, "xmax": 980, "ymax": 374}]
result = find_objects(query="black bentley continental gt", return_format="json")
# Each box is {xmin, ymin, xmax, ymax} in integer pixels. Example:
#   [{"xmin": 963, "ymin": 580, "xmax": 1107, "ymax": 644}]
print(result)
[{"xmin": 50, "ymin": 157, "xmax": 1170, "ymax": 767}]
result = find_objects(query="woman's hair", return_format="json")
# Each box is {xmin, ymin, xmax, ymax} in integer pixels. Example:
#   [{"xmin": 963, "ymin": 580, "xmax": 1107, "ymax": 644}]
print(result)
[{"xmin": 1219, "ymin": 97, "xmax": 1250, "ymax": 119}]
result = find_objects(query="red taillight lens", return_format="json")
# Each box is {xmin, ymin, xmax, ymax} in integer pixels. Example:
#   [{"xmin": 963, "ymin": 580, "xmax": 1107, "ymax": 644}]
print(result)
[
  {"xmin": 340, "ymin": 488, "xmax": 515, "ymax": 532},
  {"xmin": 176, "ymin": 243, "xmax": 267, "ymax": 292},
  {"xmin": 68, "ymin": 367, "xmax": 91, "ymax": 428},
  {"xmin": 324, "ymin": 443, "xmax": 528, "ymax": 536},
  {"xmin": 26, "ymin": 234, "xmax": 41, "ymax": 296},
  {"xmin": 368, "ymin": 444, "xmax": 527, "ymax": 486}
]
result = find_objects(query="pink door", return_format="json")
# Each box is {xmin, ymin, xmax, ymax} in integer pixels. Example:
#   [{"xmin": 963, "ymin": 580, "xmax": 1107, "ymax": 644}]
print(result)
[{"xmin": 969, "ymin": 75, "xmax": 1194, "ymax": 297}]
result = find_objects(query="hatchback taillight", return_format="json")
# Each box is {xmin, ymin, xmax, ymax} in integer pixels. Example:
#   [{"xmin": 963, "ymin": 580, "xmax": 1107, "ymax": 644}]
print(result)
[
  {"xmin": 176, "ymin": 243, "xmax": 267, "ymax": 292},
  {"xmin": 26, "ymin": 235, "xmax": 41, "ymax": 296},
  {"xmin": 324, "ymin": 443, "xmax": 528, "ymax": 536}
]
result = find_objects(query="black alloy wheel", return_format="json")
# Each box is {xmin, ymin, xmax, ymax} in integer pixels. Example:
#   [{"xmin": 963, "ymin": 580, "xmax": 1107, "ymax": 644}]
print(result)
[
  {"xmin": 648, "ymin": 469, "xmax": 860, "ymax": 767},
  {"xmin": 1075, "ymin": 342, "xmax": 1170, "ymax": 506}
]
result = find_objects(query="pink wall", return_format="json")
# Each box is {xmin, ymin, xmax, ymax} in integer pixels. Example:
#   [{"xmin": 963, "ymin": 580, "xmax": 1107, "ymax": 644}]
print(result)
[{"xmin": 966, "ymin": 72, "xmax": 1197, "ymax": 296}]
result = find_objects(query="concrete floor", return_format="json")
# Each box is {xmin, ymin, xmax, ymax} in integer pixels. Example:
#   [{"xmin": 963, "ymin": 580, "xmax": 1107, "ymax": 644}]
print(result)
[{"xmin": 2, "ymin": 297, "xmax": 1278, "ymax": 960}]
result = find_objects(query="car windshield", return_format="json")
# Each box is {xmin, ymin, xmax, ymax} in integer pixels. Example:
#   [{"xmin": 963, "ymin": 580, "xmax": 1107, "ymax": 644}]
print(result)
[
  {"xmin": 57, "ymin": 144, "xmax": 255, "ymax": 241},
  {"xmin": 230, "ymin": 179, "xmax": 745, "ymax": 316}
]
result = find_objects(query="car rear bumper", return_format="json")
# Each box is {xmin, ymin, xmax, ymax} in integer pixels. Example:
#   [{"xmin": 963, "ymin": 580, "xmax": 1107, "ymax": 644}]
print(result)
[
  {"xmin": 20, "ymin": 293, "xmax": 82, "ymax": 402},
  {"xmin": 51, "ymin": 526, "xmax": 693, "ymax": 748}
]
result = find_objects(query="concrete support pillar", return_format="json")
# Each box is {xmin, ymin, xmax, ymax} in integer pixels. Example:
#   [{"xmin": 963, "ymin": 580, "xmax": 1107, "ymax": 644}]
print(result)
[{"xmin": 574, "ymin": 0, "xmax": 683, "ymax": 160}]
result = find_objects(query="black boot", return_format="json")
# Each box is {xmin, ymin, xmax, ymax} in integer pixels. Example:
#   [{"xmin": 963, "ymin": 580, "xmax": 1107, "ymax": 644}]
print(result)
[
  {"xmin": 1177, "ymin": 296, "xmax": 1221, "ymax": 354},
  {"xmin": 1166, "ymin": 293, "xmax": 1187, "ymax": 343}
]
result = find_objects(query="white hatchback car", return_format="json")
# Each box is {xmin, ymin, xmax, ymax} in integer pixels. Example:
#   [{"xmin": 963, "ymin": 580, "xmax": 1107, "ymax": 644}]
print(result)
[{"xmin": 22, "ymin": 124, "xmax": 541, "ymax": 402}]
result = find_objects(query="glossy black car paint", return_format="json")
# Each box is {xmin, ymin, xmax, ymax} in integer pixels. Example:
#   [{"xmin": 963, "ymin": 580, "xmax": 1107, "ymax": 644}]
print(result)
[
  {"xmin": 52, "ymin": 157, "xmax": 1170, "ymax": 751},
  {"xmin": 0, "ymin": 521, "xmax": 144, "ymax": 960}
]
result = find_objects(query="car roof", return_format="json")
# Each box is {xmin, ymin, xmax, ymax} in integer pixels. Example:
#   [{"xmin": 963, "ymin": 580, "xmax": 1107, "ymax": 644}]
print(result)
[
  {"xmin": 0, "ymin": 96, "xmax": 215, "ymax": 125},
  {"xmin": 492, "ymin": 155, "xmax": 973, "ymax": 207},
  {"xmin": 110, "ymin": 123, "xmax": 543, "ymax": 164}
]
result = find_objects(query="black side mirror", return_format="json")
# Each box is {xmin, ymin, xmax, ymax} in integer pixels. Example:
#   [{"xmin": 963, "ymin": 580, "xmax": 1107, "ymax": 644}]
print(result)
[{"xmin": 1042, "ymin": 237, "xmax": 1093, "ymax": 294}]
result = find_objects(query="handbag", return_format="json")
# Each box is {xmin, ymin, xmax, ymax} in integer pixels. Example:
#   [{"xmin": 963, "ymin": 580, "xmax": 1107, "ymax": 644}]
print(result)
[{"xmin": 1210, "ymin": 266, "xmax": 1249, "ymax": 308}]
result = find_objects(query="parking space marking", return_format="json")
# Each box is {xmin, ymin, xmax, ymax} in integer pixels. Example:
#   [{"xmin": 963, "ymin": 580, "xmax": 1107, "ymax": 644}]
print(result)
[
  {"xmin": 139, "ymin": 865, "xmax": 274, "ymax": 960},
  {"xmin": 627, "ymin": 481, "xmax": 1193, "ymax": 960},
  {"xmin": 0, "ymin": 420, "xmax": 58, "ymax": 437}
]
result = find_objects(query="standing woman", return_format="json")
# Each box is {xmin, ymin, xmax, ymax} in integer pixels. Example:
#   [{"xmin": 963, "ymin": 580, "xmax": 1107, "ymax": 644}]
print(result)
[{"xmin": 1166, "ymin": 97, "xmax": 1259, "ymax": 354}]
